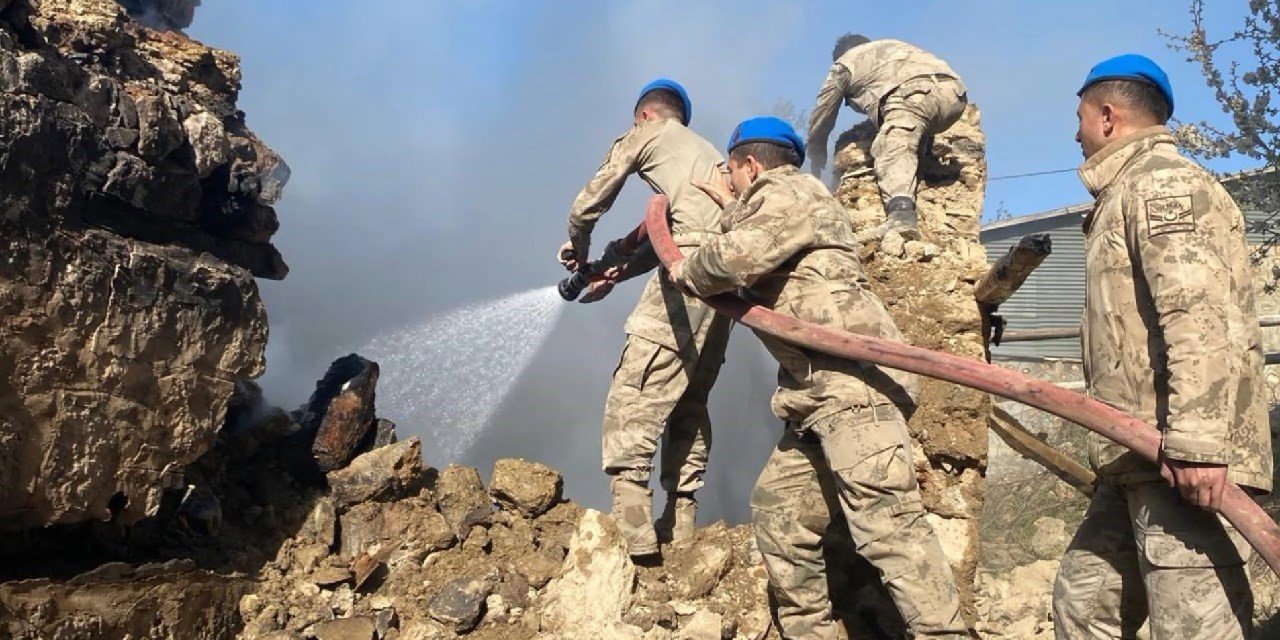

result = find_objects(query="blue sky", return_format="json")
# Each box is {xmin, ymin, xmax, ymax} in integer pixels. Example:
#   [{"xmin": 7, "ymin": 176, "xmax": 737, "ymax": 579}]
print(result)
[
  {"xmin": 185, "ymin": 1, "xmax": 1261, "ymax": 515},
  {"xmin": 191, "ymin": 0, "xmax": 1251, "ymax": 223}
]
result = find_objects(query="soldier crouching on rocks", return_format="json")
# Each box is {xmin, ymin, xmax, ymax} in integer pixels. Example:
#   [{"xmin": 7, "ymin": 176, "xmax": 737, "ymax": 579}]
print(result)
[
  {"xmin": 557, "ymin": 79, "xmax": 733, "ymax": 558},
  {"xmin": 1052, "ymin": 53, "xmax": 1271, "ymax": 640},
  {"xmin": 669, "ymin": 116, "xmax": 968, "ymax": 639},
  {"xmin": 807, "ymin": 33, "xmax": 969, "ymax": 241}
]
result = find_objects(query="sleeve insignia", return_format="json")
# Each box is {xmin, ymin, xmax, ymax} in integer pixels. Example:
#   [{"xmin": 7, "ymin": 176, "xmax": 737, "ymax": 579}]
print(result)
[{"xmin": 1145, "ymin": 195, "xmax": 1196, "ymax": 237}]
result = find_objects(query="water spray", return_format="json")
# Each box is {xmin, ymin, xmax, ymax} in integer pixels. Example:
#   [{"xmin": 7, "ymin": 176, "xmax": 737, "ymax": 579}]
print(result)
[
  {"xmin": 557, "ymin": 224, "xmax": 649, "ymax": 301},
  {"xmin": 639, "ymin": 193, "xmax": 1280, "ymax": 578}
]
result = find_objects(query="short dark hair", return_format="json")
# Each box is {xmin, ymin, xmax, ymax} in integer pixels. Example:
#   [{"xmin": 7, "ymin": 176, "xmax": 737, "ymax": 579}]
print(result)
[
  {"xmin": 729, "ymin": 141, "xmax": 802, "ymax": 170},
  {"xmin": 1081, "ymin": 79, "xmax": 1171, "ymax": 124},
  {"xmin": 635, "ymin": 89, "xmax": 686, "ymax": 122},
  {"xmin": 832, "ymin": 33, "xmax": 871, "ymax": 61}
]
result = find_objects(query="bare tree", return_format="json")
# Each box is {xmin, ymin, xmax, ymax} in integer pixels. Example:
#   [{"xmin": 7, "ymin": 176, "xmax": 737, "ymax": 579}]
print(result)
[{"xmin": 1166, "ymin": 0, "xmax": 1280, "ymax": 286}]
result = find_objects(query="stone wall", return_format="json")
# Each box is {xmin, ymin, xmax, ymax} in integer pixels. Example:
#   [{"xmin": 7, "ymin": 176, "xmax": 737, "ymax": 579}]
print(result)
[{"xmin": 832, "ymin": 104, "xmax": 991, "ymax": 619}]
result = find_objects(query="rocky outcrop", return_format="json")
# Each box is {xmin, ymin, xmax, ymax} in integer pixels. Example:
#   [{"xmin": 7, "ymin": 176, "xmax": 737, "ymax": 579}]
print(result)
[
  {"xmin": 0, "ymin": 0, "xmax": 286, "ymax": 529},
  {"xmin": 833, "ymin": 104, "xmax": 991, "ymax": 617},
  {"xmin": 0, "ymin": 559, "xmax": 250, "ymax": 640}
]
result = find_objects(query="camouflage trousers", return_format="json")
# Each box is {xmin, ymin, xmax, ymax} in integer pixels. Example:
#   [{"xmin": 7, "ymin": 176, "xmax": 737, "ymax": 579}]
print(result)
[
  {"xmin": 1053, "ymin": 481, "xmax": 1253, "ymax": 639},
  {"xmin": 601, "ymin": 269, "xmax": 732, "ymax": 496},
  {"xmin": 872, "ymin": 75, "xmax": 967, "ymax": 204},
  {"xmin": 751, "ymin": 405, "xmax": 967, "ymax": 639}
]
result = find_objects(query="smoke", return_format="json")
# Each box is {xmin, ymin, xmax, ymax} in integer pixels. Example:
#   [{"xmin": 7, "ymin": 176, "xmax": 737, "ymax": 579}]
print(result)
[
  {"xmin": 117, "ymin": 0, "xmax": 200, "ymax": 31},
  {"xmin": 182, "ymin": 1, "xmax": 810, "ymax": 522}
]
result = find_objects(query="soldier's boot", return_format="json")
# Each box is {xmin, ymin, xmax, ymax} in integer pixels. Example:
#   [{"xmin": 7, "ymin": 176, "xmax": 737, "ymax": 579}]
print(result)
[
  {"xmin": 655, "ymin": 494, "xmax": 697, "ymax": 544},
  {"xmin": 878, "ymin": 196, "xmax": 921, "ymax": 240},
  {"xmin": 610, "ymin": 477, "xmax": 659, "ymax": 557}
]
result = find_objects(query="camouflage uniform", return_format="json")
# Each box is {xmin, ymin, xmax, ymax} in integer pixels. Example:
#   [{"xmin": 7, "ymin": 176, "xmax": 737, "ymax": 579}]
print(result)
[
  {"xmin": 1052, "ymin": 126, "xmax": 1272, "ymax": 639},
  {"xmin": 808, "ymin": 39, "xmax": 967, "ymax": 204},
  {"xmin": 568, "ymin": 117, "xmax": 732, "ymax": 554},
  {"xmin": 675, "ymin": 165, "xmax": 967, "ymax": 639}
]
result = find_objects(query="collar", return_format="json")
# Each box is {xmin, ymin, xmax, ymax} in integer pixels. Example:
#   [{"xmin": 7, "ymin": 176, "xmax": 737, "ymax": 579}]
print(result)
[
  {"xmin": 1077, "ymin": 125, "xmax": 1173, "ymax": 197},
  {"xmin": 738, "ymin": 164, "xmax": 799, "ymax": 202}
]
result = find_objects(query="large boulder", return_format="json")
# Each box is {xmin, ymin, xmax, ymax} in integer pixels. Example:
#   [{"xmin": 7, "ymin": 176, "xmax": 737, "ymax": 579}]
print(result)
[
  {"xmin": 489, "ymin": 458, "xmax": 562, "ymax": 518},
  {"xmin": 326, "ymin": 437, "xmax": 421, "ymax": 508},
  {"xmin": 0, "ymin": 0, "xmax": 287, "ymax": 529},
  {"xmin": 538, "ymin": 509, "xmax": 643, "ymax": 639},
  {"xmin": 307, "ymin": 356, "xmax": 381, "ymax": 473}
]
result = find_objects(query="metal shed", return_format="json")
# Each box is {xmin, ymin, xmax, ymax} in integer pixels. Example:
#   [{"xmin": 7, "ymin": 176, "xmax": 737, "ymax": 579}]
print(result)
[
  {"xmin": 979, "ymin": 178, "xmax": 1279, "ymax": 363},
  {"xmin": 980, "ymin": 205, "xmax": 1089, "ymax": 361}
]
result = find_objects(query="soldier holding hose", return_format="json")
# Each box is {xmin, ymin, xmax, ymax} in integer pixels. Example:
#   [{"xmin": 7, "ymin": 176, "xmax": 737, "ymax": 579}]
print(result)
[
  {"xmin": 557, "ymin": 78, "xmax": 732, "ymax": 557},
  {"xmin": 1052, "ymin": 54, "xmax": 1272, "ymax": 639},
  {"xmin": 670, "ymin": 116, "xmax": 968, "ymax": 639}
]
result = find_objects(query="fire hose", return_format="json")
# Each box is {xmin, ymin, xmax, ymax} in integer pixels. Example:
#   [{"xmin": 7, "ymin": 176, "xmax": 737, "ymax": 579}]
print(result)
[{"xmin": 629, "ymin": 193, "xmax": 1280, "ymax": 577}]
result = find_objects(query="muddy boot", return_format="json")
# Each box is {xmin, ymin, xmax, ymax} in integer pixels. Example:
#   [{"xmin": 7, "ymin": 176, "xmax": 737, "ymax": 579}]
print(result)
[
  {"xmin": 655, "ymin": 494, "xmax": 697, "ymax": 544},
  {"xmin": 610, "ymin": 477, "xmax": 659, "ymax": 558}
]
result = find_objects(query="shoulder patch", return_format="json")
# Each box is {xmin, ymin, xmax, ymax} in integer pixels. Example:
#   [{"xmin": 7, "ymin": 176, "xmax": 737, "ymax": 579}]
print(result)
[
  {"xmin": 1145, "ymin": 195, "xmax": 1195, "ymax": 237},
  {"xmin": 731, "ymin": 198, "xmax": 764, "ymax": 224}
]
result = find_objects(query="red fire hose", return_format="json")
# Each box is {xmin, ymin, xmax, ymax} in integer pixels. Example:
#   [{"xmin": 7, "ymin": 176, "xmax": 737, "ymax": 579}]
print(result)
[{"xmin": 638, "ymin": 194, "xmax": 1280, "ymax": 577}]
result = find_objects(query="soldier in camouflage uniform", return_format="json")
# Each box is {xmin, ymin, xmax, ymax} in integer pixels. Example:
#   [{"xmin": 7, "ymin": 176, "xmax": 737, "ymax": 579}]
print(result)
[
  {"xmin": 807, "ymin": 34, "xmax": 968, "ymax": 239},
  {"xmin": 672, "ymin": 117, "xmax": 967, "ymax": 639},
  {"xmin": 558, "ymin": 78, "xmax": 732, "ymax": 557},
  {"xmin": 1052, "ymin": 54, "xmax": 1272, "ymax": 640}
]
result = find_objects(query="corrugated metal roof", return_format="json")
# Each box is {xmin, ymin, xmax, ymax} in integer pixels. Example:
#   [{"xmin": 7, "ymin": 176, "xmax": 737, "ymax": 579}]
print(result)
[{"xmin": 979, "ymin": 172, "xmax": 1274, "ymax": 362}]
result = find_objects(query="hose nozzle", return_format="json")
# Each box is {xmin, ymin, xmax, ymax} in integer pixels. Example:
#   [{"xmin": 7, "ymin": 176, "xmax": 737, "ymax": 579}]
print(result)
[
  {"xmin": 557, "ymin": 270, "xmax": 592, "ymax": 301},
  {"xmin": 556, "ymin": 238, "xmax": 633, "ymax": 302}
]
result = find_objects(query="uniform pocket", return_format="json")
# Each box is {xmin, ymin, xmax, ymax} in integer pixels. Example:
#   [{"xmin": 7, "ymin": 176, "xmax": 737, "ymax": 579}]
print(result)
[
  {"xmin": 613, "ymin": 337, "xmax": 664, "ymax": 392},
  {"xmin": 1140, "ymin": 523, "xmax": 1249, "ymax": 569},
  {"xmin": 611, "ymin": 342, "xmax": 630, "ymax": 379}
]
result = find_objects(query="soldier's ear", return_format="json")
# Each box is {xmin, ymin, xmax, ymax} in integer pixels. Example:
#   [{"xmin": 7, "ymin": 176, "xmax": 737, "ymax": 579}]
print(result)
[{"xmin": 1100, "ymin": 103, "xmax": 1116, "ymax": 136}]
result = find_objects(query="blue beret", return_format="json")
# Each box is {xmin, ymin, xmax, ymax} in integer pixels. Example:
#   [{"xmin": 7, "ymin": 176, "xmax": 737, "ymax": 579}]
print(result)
[
  {"xmin": 636, "ymin": 78, "xmax": 692, "ymax": 126},
  {"xmin": 727, "ymin": 116, "xmax": 806, "ymax": 165},
  {"xmin": 1078, "ymin": 53, "xmax": 1174, "ymax": 116}
]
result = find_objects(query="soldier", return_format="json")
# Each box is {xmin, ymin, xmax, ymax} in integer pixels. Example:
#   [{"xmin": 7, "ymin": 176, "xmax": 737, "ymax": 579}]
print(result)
[
  {"xmin": 806, "ymin": 34, "xmax": 968, "ymax": 239},
  {"xmin": 1052, "ymin": 54, "xmax": 1272, "ymax": 639},
  {"xmin": 557, "ymin": 78, "xmax": 733, "ymax": 558},
  {"xmin": 671, "ymin": 117, "xmax": 967, "ymax": 639}
]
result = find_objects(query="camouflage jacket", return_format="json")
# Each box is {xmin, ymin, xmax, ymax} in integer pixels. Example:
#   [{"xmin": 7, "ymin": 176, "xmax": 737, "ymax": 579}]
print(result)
[
  {"xmin": 1079, "ymin": 125, "xmax": 1271, "ymax": 491},
  {"xmin": 676, "ymin": 165, "xmax": 918, "ymax": 425},
  {"xmin": 567, "ymin": 118, "xmax": 725, "ymax": 261},
  {"xmin": 808, "ymin": 39, "xmax": 965, "ymax": 167}
]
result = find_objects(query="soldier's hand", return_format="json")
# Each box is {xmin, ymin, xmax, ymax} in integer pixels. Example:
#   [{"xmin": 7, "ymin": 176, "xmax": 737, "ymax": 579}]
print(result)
[
  {"xmin": 692, "ymin": 176, "xmax": 734, "ymax": 208},
  {"xmin": 579, "ymin": 267, "xmax": 621, "ymax": 304},
  {"xmin": 1160, "ymin": 455, "xmax": 1229, "ymax": 512},
  {"xmin": 668, "ymin": 260, "xmax": 696, "ymax": 297},
  {"xmin": 579, "ymin": 279, "xmax": 614, "ymax": 303},
  {"xmin": 557, "ymin": 241, "xmax": 580, "ymax": 272}
]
